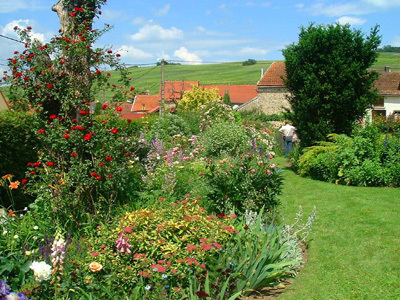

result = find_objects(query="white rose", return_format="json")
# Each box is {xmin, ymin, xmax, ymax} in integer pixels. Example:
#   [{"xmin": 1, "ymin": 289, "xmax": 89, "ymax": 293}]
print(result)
[{"xmin": 30, "ymin": 261, "xmax": 52, "ymax": 282}]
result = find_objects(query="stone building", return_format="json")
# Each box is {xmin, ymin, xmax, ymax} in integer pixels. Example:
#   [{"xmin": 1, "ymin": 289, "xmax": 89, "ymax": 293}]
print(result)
[{"xmin": 238, "ymin": 61, "xmax": 291, "ymax": 115}]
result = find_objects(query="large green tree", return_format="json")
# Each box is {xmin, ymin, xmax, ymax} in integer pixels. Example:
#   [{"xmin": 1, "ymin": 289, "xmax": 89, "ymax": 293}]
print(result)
[{"xmin": 282, "ymin": 23, "xmax": 381, "ymax": 147}]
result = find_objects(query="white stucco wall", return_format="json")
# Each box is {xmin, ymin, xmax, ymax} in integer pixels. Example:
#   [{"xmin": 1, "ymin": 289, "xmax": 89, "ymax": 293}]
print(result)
[{"xmin": 383, "ymin": 96, "xmax": 400, "ymax": 115}]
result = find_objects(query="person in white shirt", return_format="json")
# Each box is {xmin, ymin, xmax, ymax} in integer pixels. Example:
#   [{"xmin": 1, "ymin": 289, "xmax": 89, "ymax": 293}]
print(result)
[{"xmin": 279, "ymin": 121, "xmax": 296, "ymax": 158}]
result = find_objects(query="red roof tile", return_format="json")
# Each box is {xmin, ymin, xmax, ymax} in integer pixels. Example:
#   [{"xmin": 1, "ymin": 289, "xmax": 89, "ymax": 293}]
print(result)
[
  {"xmin": 201, "ymin": 85, "xmax": 257, "ymax": 104},
  {"xmin": 160, "ymin": 81, "xmax": 199, "ymax": 101},
  {"xmin": 120, "ymin": 112, "xmax": 148, "ymax": 119},
  {"xmin": 132, "ymin": 95, "xmax": 159, "ymax": 112},
  {"xmin": 257, "ymin": 62, "xmax": 286, "ymax": 86},
  {"xmin": 374, "ymin": 71, "xmax": 400, "ymax": 96}
]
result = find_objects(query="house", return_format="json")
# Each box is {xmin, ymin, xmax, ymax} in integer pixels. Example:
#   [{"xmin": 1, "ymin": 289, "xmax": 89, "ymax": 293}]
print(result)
[
  {"xmin": 0, "ymin": 91, "xmax": 10, "ymax": 112},
  {"xmin": 237, "ymin": 62, "xmax": 291, "ymax": 114},
  {"xmin": 370, "ymin": 67, "xmax": 400, "ymax": 119},
  {"xmin": 128, "ymin": 81, "xmax": 258, "ymax": 117}
]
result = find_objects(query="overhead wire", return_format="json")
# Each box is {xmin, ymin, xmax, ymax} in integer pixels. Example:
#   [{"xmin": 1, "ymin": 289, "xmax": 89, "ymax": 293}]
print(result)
[{"xmin": 0, "ymin": 34, "xmax": 24, "ymax": 44}]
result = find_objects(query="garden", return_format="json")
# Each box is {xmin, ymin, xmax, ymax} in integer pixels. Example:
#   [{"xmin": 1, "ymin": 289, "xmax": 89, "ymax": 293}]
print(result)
[{"xmin": 1, "ymin": 2, "xmax": 399, "ymax": 299}]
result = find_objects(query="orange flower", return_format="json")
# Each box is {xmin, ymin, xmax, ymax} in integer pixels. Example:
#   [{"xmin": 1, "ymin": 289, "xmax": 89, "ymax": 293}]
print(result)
[
  {"xmin": 9, "ymin": 181, "xmax": 20, "ymax": 190},
  {"xmin": 89, "ymin": 262, "xmax": 103, "ymax": 272},
  {"xmin": 8, "ymin": 209, "xmax": 16, "ymax": 217},
  {"xmin": 2, "ymin": 174, "xmax": 13, "ymax": 181}
]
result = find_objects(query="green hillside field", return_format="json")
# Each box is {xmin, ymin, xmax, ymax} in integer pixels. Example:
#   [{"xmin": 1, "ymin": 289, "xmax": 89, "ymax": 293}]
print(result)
[{"xmin": 1, "ymin": 52, "xmax": 400, "ymax": 102}]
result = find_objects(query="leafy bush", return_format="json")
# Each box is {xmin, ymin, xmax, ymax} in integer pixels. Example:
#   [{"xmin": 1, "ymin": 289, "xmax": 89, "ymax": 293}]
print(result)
[
  {"xmin": 242, "ymin": 59, "xmax": 257, "ymax": 66},
  {"xmin": 148, "ymin": 113, "xmax": 190, "ymax": 143},
  {"xmin": 297, "ymin": 125, "xmax": 400, "ymax": 186},
  {"xmin": 0, "ymin": 112, "xmax": 37, "ymax": 209},
  {"xmin": 200, "ymin": 121, "xmax": 249, "ymax": 157},
  {"xmin": 205, "ymin": 153, "xmax": 283, "ymax": 215},
  {"xmin": 178, "ymin": 85, "xmax": 222, "ymax": 112},
  {"xmin": 85, "ymin": 198, "xmax": 239, "ymax": 298},
  {"xmin": 198, "ymin": 102, "xmax": 242, "ymax": 132}
]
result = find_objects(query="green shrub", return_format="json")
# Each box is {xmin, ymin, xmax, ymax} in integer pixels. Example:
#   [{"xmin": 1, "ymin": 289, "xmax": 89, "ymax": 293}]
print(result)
[
  {"xmin": 297, "ymin": 126, "xmax": 400, "ymax": 187},
  {"xmin": 242, "ymin": 59, "xmax": 257, "ymax": 66},
  {"xmin": 205, "ymin": 153, "xmax": 283, "ymax": 215},
  {"xmin": 85, "ymin": 198, "xmax": 239, "ymax": 298},
  {"xmin": 148, "ymin": 113, "xmax": 190, "ymax": 143},
  {"xmin": 200, "ymin": 121, "xmax": 249, "ymax": 157},
  {"xmin": 0, "ymin": 111, "xmax": 37, "ymax": 209}
]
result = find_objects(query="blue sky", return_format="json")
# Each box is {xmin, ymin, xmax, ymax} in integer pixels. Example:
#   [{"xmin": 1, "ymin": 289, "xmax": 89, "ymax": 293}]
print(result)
[{"xmin": 1, "ymin": 0, "xmax": 400, "ymax": 72}]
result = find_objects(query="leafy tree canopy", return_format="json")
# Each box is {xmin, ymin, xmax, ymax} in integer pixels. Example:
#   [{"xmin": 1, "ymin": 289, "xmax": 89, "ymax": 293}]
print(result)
[
  {"xmin": 178, "ymin": 85, "xmax": 222, "ymax": 111},
  {"xmin": 282, "ymin": 23, "xmax": 381, "ymax": 147}
]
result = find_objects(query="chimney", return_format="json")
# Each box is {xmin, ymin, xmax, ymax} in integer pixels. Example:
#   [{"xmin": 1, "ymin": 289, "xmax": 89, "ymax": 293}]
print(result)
[
  {"xmin": 384, "ymin": 66, "xmax": 391, "ymax": 72},
  {"xmin": 261, "ymin": 68, "xmax": 264, "ymax": 78}
]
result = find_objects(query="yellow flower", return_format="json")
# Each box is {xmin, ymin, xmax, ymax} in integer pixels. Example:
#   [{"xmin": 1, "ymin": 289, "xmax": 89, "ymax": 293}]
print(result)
[
  {"xmin": 9, "ymin": 181, "xmax": 20, "ymax": 190},
  {"xmin": 89, "ymin": 262, "xmax": 103, "ymax": 272}
]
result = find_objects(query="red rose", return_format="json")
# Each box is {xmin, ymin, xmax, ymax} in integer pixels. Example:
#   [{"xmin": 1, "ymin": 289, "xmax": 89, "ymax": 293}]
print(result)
[
  {"xmin": 37, "ymin": 129, "xmax": 45, "ymax": 134},
  {"xmin": 46, "ymin": 84, "xmax": 53, "ymax": 88},
  {"xmin": 63, "ymin": 134, "xmax": 70, "ymax": 139},
  {"xmin": 127, "ymin": 119, "xmax": 132, "ymax": 123},
  {"xmin": 33, "ymin": 162, "xmax": 40, "ymax": 167},
  {"xmin": 70, "ymin": 12, "xmax": 76, "ymax": 17},
  {"xmin": 91, "ymin": 172, "xmax": 98, "ymax": 177},
  {"xmin": 21, "ymin": 179, "xmax": 28, "ymax": 184},
  {"xmin": 83, "ymin": 134, "xmax": 91, "ymax": 140},
  {"xmin": 46, "ymin": 162, "xmax": 54, "ymax": 167},
  {"xmin": 110, "ymin": 128, "xmax": 118, "ymax": 134},
  {"xmin": 102, "ymin": 104, "xmax": 108, "ymax": 109},
  {"xmin": 107, "ymin": 50, "xmax": 112, "ymax": 54},
  {"xmin": 95, "ymin": 176, "xmax": 102, "ymax": 180},
  {"xmin": 71, "ymin": 152, "xmax": 78, "ymax": 157},
  {"xmin": 99, "ymin": 162, "xmax": 104, "ymax": 167},
  {"xmin": 116, "ymin": 53, "xmax": 121, "ymax": 57},
  {"xmin": 116, "ymin": 107, "xmax": 122, "ymax": 112},
  {"xmin": 79, "ymin": 110, "xmax": 89, "ymax": 115},
  {"xmin": 105, "ymin": 156, "xmax": 112, "ymax": 161},
  {"xmin": 125, "ymin": 153, "xmax": 130, "ymax": 156},
  {"xmin": 49, "ymin": 115, "xmax": 57, "ymax": 119},
  {"xmin": 107, "ymin": 174, "xmax": 113, "ymax": 178},
  {"xmin": 30, "ymin": 171, "xmax": 36, "ymax": 175}
]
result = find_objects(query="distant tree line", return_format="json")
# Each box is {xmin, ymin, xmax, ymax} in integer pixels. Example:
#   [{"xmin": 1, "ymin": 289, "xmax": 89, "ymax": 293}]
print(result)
[
  {"xmin": 156, "ymin": 61, "xmax": 181, "ymax": 66},
  {"xmin": 377, "ymin": 45, "xmax": 400, "ymax": 53}
]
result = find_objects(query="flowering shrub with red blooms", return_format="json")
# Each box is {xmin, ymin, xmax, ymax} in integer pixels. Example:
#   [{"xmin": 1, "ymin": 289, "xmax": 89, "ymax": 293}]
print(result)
[
  {"xmin": 372, "ymin": 114, "xmax": 400, "ymax": 133},
  {"xmin": 1, "ymin": 0, "xmax": 138, "ymax": 231},
  {"xmin": 85, "ymin": 197, "xmax": 239, "ymax": 297}
]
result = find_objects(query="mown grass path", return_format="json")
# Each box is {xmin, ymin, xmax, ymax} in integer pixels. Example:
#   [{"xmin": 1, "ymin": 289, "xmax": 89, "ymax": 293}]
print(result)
[{"xmin": 273, "ymin": 158, "xmax": 400, "ymax": 300}]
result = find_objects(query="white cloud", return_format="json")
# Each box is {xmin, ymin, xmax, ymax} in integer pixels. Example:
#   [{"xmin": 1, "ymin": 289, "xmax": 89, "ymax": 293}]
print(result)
[
  {"xmin": 2, "ymin": 20, "xmax": 46, "ymax": 43},
  {"xmin": 173, "ymin": 47, "xmax": 202, "ymax": 64},
  {"xmin": 117, "ymin": 45, "xmax": 154, "ymax": 61},
  {"xmin": 261, "ymin": 2, "xmax": 272, "ymax": 7},
  {"xmin": 195, "ymin": 26, "xmax": 232, "ymax": 37},
  {"xmin": 153, "ymin": 4, "xmax": 170, "ymax": 17},
  {"xmin": 101, "ymin": 9, "xmax": 128, "ymax": 22},
  {"xmin": 391, "ymin": 36, "xmax": 400, "ymax": 46},
  {"xmin": 239, "ymin": 47, "xmax": 268, "ymax": 56},
  {"xmin": 364, "ymin": 0, "xmax": 400, "ymax": 9},
  {"xmin": 130, "ymin": 24, "xmax": 184, "ymax": 41},
  {"xmin": 0, "ymin": 0, "xmax": 27, "ymax": 13},
  {"xmin": 308, "ymin": 2, "xmax": 366, "ymax": 17},
  {"xmin": 303, "ymin": 0, "xmax": 400, "ymax": 17},
  {"xmin": 132, "ymin": 17, "xmax": 148, "ymax": 26},
  {"xmin": 337, "ymin": 16, "xmax": 367, "ymax": 26}
]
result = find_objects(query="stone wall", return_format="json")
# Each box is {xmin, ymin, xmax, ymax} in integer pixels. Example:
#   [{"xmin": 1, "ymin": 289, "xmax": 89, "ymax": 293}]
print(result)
[{"xmin": 238, "ymin": 86, "xmax": 291, "ymax": 115}]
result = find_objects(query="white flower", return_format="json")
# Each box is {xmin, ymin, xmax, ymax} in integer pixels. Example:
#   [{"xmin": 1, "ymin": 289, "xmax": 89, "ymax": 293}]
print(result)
[
  {"xmin": 2, "ymin": 230, "xmax": 7, "ymax": 235},
  {"xmin": 13, "ymin": 235, "xmax": 19, "ymax": 239},
  {"xmin": 30, "ymin": 261, "xmax": 52, "ymax": 282},
  {"xmin": 33, "ymin": 226, "xmax": 39, "ymax": 230}
]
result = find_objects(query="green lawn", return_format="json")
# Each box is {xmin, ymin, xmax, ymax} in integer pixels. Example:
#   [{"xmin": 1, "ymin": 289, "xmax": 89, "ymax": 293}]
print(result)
[{"xmin": 273, "ymin": 157, "xmax": 400, "ymax": 300}]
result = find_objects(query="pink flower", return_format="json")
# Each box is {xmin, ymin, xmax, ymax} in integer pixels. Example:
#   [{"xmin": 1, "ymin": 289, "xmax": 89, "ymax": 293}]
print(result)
[
  {"xmin": 251, "ymin": 169, "xmax": 256, "ymax": 173},
  {"xmin": 116, "ymin": 234, "xmax": 131, "ymax": 254}
]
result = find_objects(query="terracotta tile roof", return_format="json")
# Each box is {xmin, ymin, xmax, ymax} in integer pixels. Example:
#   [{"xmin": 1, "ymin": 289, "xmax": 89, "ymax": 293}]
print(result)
[
  {"xmin": 120, "ymin": 112, "xmax": 148, "ymax": 120},
  {"xmin": 160, "ymin": 81, "xmax": 199, "ymax": 101},
  {"xmin": 131, "ymin": 95, "xmax": 159, "ymax": 112},
  {"xmin": 113, "ymin": 102, "xmax": 134, "ymax": 118},
  {"xmin": 257, "ymin": 62, "xmax": 286, "ymax": 87},
  {"xmin": 202, "ymin": 85, "xmax": 258, "ymax": 104},
  {"xmin": 374, "ymin": 71, "xmax": 400, "ymax": 96}
]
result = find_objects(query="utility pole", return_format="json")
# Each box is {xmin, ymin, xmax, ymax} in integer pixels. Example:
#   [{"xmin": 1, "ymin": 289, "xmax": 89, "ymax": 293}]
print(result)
[{"xmin": 160, "ymin": 59, "xmax": 165, "ymax": 115}]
